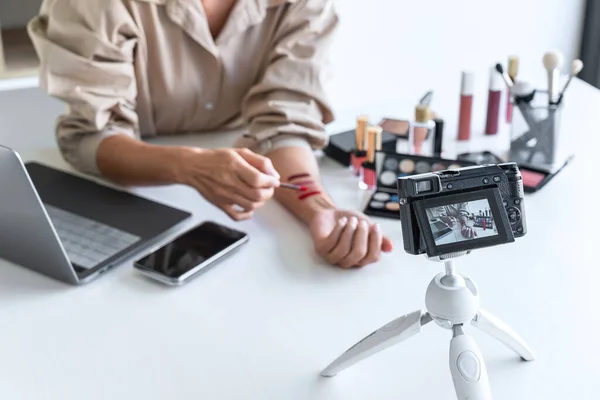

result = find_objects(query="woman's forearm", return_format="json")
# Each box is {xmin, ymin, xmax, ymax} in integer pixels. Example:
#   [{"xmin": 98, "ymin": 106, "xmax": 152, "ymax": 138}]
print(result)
[
  {"xmin": 266, "ymin": 146, "xmax": 336, "ymax": 223},
  {"xmin": 96, "ymin": 135, "xmax": 193, "ymax": 186}
]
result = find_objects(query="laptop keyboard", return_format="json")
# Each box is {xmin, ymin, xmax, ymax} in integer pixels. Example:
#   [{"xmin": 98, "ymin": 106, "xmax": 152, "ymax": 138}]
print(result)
[{"xmin": 44, "ymin": 204, "xmax": 141, "ymax": 269}]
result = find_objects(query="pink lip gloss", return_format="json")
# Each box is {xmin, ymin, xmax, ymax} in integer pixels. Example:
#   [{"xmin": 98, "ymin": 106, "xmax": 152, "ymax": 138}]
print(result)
[
  {"xmin": 360, "ymin": 126, "xmax": 381, "ymax": 191},
  {"xmin": 457, "ymin": 71, "xmax": 474, "ymax": 141},
  {"xmin": 350, "ymin": 116, "xmax": 368, "ymax": 177},
  {"xmin": 485, "ymin": 67, "xmax": 503, "ymax": 135}
]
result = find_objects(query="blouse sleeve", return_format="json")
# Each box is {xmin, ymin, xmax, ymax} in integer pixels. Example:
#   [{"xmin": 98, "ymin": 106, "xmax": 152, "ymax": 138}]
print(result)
[
  {"xmin": 28, "ymin": 0, "xmax": 140, "ymax": 174},
  {"xmin": 236, "ymin": 0, "xmax": 340, "ymax": 154}
]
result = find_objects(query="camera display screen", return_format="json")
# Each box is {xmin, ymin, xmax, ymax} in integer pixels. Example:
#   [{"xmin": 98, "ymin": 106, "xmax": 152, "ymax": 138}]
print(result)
[
  {"xmin": 426, "ymin": 199, "xmax": 498, "ymax": 246},
  {"xmin": 413, "ymin": 187, "xmax": 514, "ymax": 257}
]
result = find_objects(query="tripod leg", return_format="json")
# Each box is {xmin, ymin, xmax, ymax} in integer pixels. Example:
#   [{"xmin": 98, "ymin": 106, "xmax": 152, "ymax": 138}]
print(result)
[
  {"xmin": 449, "ymin": 325, "xmax": 493, "ymax": 400},
  {"xmin": 321, "ymin": 310, "xmax": 431, "ymax": 377},
  {"xmin": 471, "ymin": 309, "xmax": 535, "ymax": 361}
]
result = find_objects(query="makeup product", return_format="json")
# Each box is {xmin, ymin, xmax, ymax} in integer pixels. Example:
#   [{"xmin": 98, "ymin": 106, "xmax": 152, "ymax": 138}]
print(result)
[
  {"xmin": 511, "ymin": 81, "xmax": 536, "ymax": 104},
  {"xmin": 494, "ymin": 63, "xmax": 514, "ymax": 89},
  {"xmin": 457, "ymin": 151, "xmax": 572, "ymax": 193},
  {"xmin": 419, "ymin": 90, "xmax": 434, "ymax": 106},
  {"xmin": 433, "ymin": 118, "xmax": 444, "ymax": 157},
  {"xmin": 362, "ymin": 151, "xmax": 476, "ymax": 219},
  {"xmin": 542, "ymin": 50, "xmax": 564, "ymax": 104},
  {"xmin": 360, "ymin": 126, "xmax": 382, "ymax": 190},
  {"xmin": 506, "ymin": 56, "xmax": 519, "ymax": 122},
  {"xmin": 379, "ymin": 118, "xmax": 410, "ymax": 138},
  {"xmin": 485, "ymin": 67, "xmax": 503, "ymax": 135},
  {"xmin": 323, "ymin": 128, "xmax": 397, "ymax": 167},
  {"xmin": 457, "ymin": 71, "xmax": 474, "ymax": 141},
  {"xmin": 557, "ymin": 59, "xmax": 584, "ymax": 105},
  {"xmin": 409, "ymin": 104, "xmax": 435, "ymax": 156},
  {"xmin": 279, "ymin": 182, "xmax": 308, "ymax": 191},
  {"xmin": 518, "ymin": 158, "xmax": 572, "ymax": 193},
  {"xmin": 350, "ymin": 116, "xmax": 368, "ymax": 177}
]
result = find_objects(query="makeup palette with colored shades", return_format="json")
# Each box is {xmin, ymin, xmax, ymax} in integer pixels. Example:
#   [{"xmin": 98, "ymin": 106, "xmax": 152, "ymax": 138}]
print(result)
[
  {"xmin": 456, "ymin": 151, "xmax": 572, "ymax": 193},
  {"xmin": 363, "ymin": 151, "xmax": 476, "ymax": 220}
]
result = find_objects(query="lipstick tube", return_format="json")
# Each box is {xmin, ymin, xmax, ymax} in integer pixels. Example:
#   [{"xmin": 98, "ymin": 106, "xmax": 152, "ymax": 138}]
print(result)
[
  {"xmin": 506, "ymin": 56, "xmax": 519, "ymax": 123},
  {"xmin": 350, "ymin": 115, "xmax": 368, "ymax": 177},
  {"xmin": 485, "ymin": 67, "xmax": 503, "ymax": 135},
  {"xmin": 457, "ymin": 71, "xmax": 474, "ymax": 141},
  {"xmin": 360, "ymin": 126, "xmax": 381, "ymax": 191}
]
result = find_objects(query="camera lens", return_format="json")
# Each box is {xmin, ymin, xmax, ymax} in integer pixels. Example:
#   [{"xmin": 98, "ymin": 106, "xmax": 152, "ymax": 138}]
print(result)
[{"xmin": 415, "ymin": 180, "xmax": 432, "ymax": 193}]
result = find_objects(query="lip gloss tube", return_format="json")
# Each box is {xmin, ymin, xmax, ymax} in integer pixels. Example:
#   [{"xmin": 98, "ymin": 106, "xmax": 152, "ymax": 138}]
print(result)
[
  {"xmin": 506, "ymin": 56, "xmax": 519, "ymax": 123},
  {"xmin": 350, "ymin": 116, "xmax": 368, "ymax": 177},
  {"xmin": 360, "ymin": 126, "xmax": 381, "ymax": 191},
  {"xmin": 457, "ymin": 71, "xmax": 474, "ymax": 141},
  {"xmin": 485, "ymin": 67, "xmax": 503, "ymax": 135}
]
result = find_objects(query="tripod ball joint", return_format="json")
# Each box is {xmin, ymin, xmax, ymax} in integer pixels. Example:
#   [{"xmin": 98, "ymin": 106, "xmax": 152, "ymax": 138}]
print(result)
[{"xmin": 425, "ymin": 272, "xmax": 480, "ymax": 328}]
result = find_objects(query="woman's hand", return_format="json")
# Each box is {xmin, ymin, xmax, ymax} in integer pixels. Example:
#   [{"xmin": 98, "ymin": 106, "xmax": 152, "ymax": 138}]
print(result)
[
  {"xmin": 309, "ymin": 209, "xmax": 394, "ymax": 268},
  {"xmin": 177, "ymin": 147, "xmax": 280, "ymax": 220}
]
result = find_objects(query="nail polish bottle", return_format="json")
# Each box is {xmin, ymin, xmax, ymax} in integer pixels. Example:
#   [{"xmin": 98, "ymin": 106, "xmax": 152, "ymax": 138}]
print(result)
[
  {"xmin": 350, "ymin": 115, "xmax": 368, "ymax": 177},
  {"xmin": 485, "ymin": 67, "xmax": 503, "ymax": 135},
  {"xmin": 457, "ymin": 71, "xmax": 474, "ymax": 141},
  {"xmin": 360, "ymin": 126, "xmax": 381, "ymax": 191},
  {"xmin": 408, "ymin": 104, "xmax": 435, "ymax": 156}
]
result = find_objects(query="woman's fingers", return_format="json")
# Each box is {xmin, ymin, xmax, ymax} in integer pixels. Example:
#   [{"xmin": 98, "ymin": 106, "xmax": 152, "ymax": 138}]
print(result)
[
  {"xmin": 328, "ymin": 217, "xmax": 358, "ymax": 266},
  {"xmin": 221, "ymin": 204, "xmax": 254, "ymax": 221},
  {"xmin": 339, "ymin": 220, "xmax": 370, "ymax": 268},
  {"xmin": 316, "ymin": 216, "xmax": 348, "ymax": 254},
  {"xmin": 357, "ymin": 223, "xmax": 383, "ymax": 267}
]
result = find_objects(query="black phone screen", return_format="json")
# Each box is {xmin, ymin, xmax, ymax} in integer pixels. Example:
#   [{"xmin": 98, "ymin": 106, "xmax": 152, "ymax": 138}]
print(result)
[{"xmin": 135, "ymin": 221, "xmax": 247, "ymax": 278}]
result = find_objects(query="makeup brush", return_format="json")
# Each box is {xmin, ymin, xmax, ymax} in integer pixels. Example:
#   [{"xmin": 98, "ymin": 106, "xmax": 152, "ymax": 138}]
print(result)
[
  {"xmin": 280, "ymin": 182, "xmax": 308, "ymax": 191},
  {"xmin": 494, "ymin": 63, "xmax": 513, "ymax": 89},
  {"xmin": 556, "ymin": 59, "xmax": 583, "ymax": 105},
  {"xmin": 507, "ymin": 56, "xmax": 519, "ymax": 83},
  {"xmin": 542, "ymin": 50, "xmax": 564, "ymax": 104}
]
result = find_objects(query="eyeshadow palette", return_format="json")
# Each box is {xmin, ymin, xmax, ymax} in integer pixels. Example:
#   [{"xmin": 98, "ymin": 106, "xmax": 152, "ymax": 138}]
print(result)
[
  {"xmin": 363, "ymin": 151, "xmax": 476, "ymax": 220},
  {"xmin": 457, "ymin": 151, "xmax": 572, "ymax": 193}
]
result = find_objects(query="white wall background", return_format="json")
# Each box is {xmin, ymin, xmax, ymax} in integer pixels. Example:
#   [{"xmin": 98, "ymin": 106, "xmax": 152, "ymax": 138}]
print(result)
[
  {"xmin": 0, "ymin": 0, "xmax": 42, "ymax": 28},
  {"xmin": 326, "ymin": 0, "xmax": 587, "ymax": 140}
]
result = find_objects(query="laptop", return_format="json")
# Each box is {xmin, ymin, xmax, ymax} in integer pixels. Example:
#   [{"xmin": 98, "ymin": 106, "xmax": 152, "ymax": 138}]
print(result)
[
  {"xmin": 429, "ymin": 218, "xmax": 453, "ymax": 241},
  {"xmin": 0, "ymin": 145, "xmax": 192, "ymax": 285}
]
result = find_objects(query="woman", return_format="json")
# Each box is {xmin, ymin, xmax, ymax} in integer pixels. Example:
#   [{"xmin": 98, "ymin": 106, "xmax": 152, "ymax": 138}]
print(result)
[{"xmin": 28, "ymin": 0, "xmax": 393, "ymax": 268}]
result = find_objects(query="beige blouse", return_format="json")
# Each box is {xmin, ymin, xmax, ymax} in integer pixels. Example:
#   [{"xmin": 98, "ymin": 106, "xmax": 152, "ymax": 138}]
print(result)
[{"xmin": 28, "ymin": 0, "xmax": 338, "ymax": 174}]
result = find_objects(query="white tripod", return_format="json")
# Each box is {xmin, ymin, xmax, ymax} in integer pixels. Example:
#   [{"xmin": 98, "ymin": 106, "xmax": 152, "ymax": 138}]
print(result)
[{"xmin": 321, "ymin": 253, "xmax": 535, "ymax": 400}]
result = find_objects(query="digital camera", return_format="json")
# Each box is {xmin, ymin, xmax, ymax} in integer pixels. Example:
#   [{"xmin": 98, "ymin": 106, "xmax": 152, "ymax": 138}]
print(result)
[{"xmin": 397, "ymin": 163, "xmax": 526, "ymax": 257}]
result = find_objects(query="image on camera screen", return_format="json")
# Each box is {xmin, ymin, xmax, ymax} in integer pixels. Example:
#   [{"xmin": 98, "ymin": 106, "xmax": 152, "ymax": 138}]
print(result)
[{"xmin": 426, "ymin": 199, "xmax": 498, "ymax": 245}]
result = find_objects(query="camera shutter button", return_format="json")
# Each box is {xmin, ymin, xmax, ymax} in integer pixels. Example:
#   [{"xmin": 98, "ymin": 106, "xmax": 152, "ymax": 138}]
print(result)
[
  {"xmin": 447, "ymin": 183, "xmax": 454, "ymax": 190},
  {"xmin": 482, "ymin": 178, "xmax": 490, "ymax": 184},
  {"xmin": 493, "ymin": 176, "xmax": 501, "ymax": 182}
]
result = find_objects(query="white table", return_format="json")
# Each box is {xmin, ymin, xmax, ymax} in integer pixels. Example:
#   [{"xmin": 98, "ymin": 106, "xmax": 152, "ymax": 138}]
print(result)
[{"xmin": 0, "ymin": 80, "xmax": 598, "ymax": 399}]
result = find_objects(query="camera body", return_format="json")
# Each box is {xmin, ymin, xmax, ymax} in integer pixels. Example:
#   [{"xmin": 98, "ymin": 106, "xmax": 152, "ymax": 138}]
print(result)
[{"xmin": 397, "ymin": 163, "xmax": 526, "ymax": 257}]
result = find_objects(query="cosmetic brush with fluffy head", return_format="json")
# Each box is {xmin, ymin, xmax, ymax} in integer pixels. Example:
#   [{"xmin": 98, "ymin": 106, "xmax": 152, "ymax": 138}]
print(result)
[{"xmin": 556, "ymin": 59, "xmax": 583, "ymax": 105}]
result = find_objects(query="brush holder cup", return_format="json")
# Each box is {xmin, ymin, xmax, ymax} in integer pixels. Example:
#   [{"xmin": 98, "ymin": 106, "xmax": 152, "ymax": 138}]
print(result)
[{"xmin": 509, "ymin": 91, "xmax": 569, "ymax": 173}]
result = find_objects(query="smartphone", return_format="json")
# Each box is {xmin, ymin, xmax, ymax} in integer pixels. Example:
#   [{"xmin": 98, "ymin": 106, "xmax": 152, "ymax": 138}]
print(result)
[{"xmin": 133, "ymin": 221, "xmax": 249, "ymax": 286}]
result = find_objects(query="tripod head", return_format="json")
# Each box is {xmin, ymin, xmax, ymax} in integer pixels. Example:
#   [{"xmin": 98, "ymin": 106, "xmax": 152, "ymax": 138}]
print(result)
[{"xmin": 424, "ymin": 252, "xmax": 480, "ymax": 329}]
